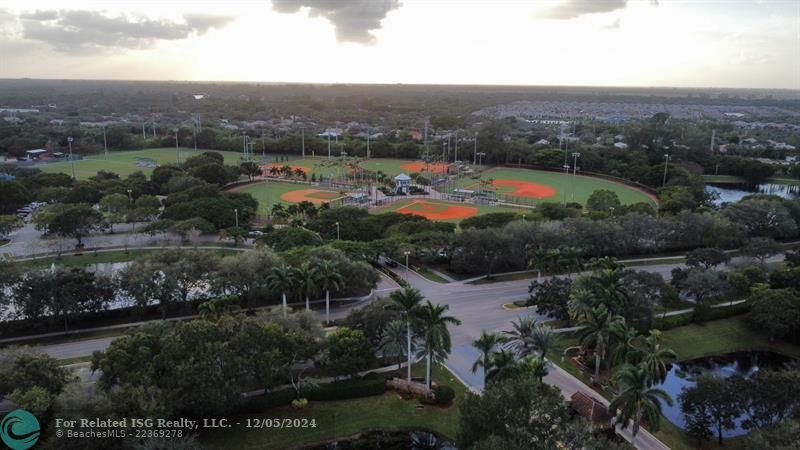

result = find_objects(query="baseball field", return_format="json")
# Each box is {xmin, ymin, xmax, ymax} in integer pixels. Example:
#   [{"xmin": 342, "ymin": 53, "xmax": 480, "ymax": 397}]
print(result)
[
  {"xmin": 372, "ymin": 198, "xmax": 524, "ymax": 223},
  {"xmin": 230, "ymin": 181, "xmax": 347, "ymax": 213},
  {"xmin": 454, "ymin": 167, "xmax": 656, "ymax": 206},
  {"xmin": 35, "ymin": 148, "xmax": 244, "ymax": 180}
]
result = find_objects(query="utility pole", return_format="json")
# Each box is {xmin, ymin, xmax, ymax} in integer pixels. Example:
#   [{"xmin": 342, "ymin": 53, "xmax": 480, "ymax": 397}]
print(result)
[
  {"xmin": 710, "ymin": 129, "xmax": 716, "ymax": 154},
  {"xmin": 662, "ymin": 154, "xmax": 670, "ymax": 187},
  {"xmin": 142, "ymin": 123, "xmax": 146, "ymax": 140},
  {"xmin": 454, "ymin": 131, "xmax": 458, "ymax": 163},
  {"xmin": 571, "ymin": 152, "xmax": 580, "ymax": 201},
  {"xmin": 301, "ymin": 127, "xmax": 305, "ymax": 159},
  {"xmin": 327, "ymin": 134, "xmax": 332, "ymax": 160},
  {"xmin": 366, "ymin": 127, "xmax": 370, "ymax": 159},
  {"xmin": 473, "ymin": 133, "xmax": 478, "ymax": 166},
  {"xmin": 102, "ymin": 126, "xmax": 108, "ymax": 159},
  {"xmin": 174, "ymin": 128, "xmax": 180, "ymax": 163},
  {"xmin": 261, "ymin": 129, "xmax": 265, "ymax": 157},
  {"xmin": 67, "ymin": 136, "xmax": 75, "ymax": 179}
]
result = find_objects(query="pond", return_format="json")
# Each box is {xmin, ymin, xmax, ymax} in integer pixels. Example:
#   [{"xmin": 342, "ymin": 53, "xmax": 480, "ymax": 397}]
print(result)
[
  {"xmin": 298, "ymin": 430, "xmax": 457, "ymax": 450},
  {"xmin": 705, "ymin": 182, "xmax": 799, "ymax": 206},
  {"xmin": 655, "ymin": 351, "xmax": 794, "ymax": 437}
]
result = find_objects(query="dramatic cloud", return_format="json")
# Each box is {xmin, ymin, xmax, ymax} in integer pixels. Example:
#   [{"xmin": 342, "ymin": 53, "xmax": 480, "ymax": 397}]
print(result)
[
  {"xmin": 271, "ymin": 0, "xmax": 401, "ymax": 44},
  {"xmin": 19, "ymin": 10, "xmax": 236, "ymax": 53},
  {"xmin": 541, "ymin": 0, "xmax": 657, "ymax": 20}
]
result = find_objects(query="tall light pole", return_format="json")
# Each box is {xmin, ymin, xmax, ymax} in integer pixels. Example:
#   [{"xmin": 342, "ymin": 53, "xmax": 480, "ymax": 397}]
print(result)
[
  {"xmin": 127, "ymin": 188, "xmax": 133, "ymax": 205},
  {"xmin": 662, "ymin": 154, "xmax": 670, "ymax": 187},
  {"xmin": 571, "ymin": 152, "xmax": 581, "ymax": 201},
  {"xmin": 562, "ymin": 163, "xmax": 570, "ymax": 205},
  {"xmin": 327, "ymin": 134, "xmax": 332, "ymax": 160},
  {"xmin": 335, "ymin": 222, "xmax": 340, "ymax": 241},
  {"xmin": 473, "ymin": 133, "xmax": 478, "ymax": 166},
  {"xmin": 404, "ymin": 251, "xmax": 410, "ymax": 278},
  {"xmin": 102, "ymin": 126, "xmax": 108, "ymax": 159},
  {"xmin": 366, "ymin": 126, "xmax": 370, "ymax": 159},
  {"xmin": 234, "ymin": 208, "xmax": 239, "ymax": 228},
  {"xmin": 453, "ymin": 131, "xmax": 458, "ymax": 163},
  {"xmin": 301, "ymin": 127, "xmax": 305, "ymax": 159},
  {"xmin": 193, "ymin": 117, "xmax": 198, "ymax": 152},
  {"xmin": 173, "ymin": 128, "xmax": 180, "ymax": 163},
  {"xmin": 67, "ymin": 136, "xmax": 75, "ymax": 179}
]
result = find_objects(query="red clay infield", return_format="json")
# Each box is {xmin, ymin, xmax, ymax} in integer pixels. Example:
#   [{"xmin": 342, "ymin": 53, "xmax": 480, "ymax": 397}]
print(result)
[
  {"xmin": 395, "ymin": 200, "xmax": 477, "ymax": 220},
  {"xmin": 400, "ymin": 162, "xmax": 450, "ymax": 174},
  {"xmin": 261, "ymin": 164, "xmax": 311, "ymax": 175},
  {"xmin": 280, "ymin": 189, "xmax": 341, "ymax": 204},
  {"xmin": 491, "ymin": 179, "xmax": 556, "ymax": 199}
]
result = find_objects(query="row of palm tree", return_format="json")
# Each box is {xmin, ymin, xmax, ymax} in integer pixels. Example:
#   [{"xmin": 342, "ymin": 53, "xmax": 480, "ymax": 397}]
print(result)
[
  {"xmin": 266, "ymin": 260, "xmax": 343, "ymax": 323},
  {"xmin": 381, "ymin": 288, "xmax": 461, "ymax": 393},
  {"xmin": 471, "ymin": 316, "xmax": 558, "ymax": 386},
  {"xmin": 267, "ymin": 164, "xmax": 307, "ymax": 179},
  {"xmin": 567, "ymin": 258, "xmax": 678, "ymax": 437}
]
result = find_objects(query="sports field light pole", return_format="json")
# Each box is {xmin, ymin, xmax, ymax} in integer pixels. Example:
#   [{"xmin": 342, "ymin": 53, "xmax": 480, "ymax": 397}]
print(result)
[
  {"xmin": 662, "ymin": 154, "xmax": 670, "ymax": 187},
  {"xmin": 67, "ymin": 136, "xmax": 75, "ymax": 179},
  {"xmin": 234, "ymin": 208, "xmax": 239, "ymax": 228},
  {"xmin": 571, "ymin": 152, "xmax": 581, "ymax": 201},
  {"xmin": 473, "ymin": 133, "xmax": 478, "ymax": 166},
  {"xmin": 404, "ymin": 251, "xmax": 411, "ymax": 278},
  {"xmin": 173, "ymin": 128, "xmax": 180, "ymax": 163},
  {"xmin": 335, "ymin": 222, "xmax": 340, "ymax": 241},
  {"xmin": 102, "ymin": 126, "xmax": 108, "ymax": 159},
  {"xmin": 301, "ymin": 127, "xmax": 305, "ymax": 159},
  {"xmin": 327, "ymin": 134, "xmax": 332, "ymax": 160},
  {"xmin": 127, "ymin": 189, "xmax": 133, "ymax": 205},
  {"xmin": 562, "ymin": 163, "xmax": 570, "ymax": 205}
]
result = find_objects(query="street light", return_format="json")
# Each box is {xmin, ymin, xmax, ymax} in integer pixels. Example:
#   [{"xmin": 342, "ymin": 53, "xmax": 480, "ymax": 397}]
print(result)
[
  {"xmin": 562, "ymin": 163, "xmax": 570, "ymax": 205},
  {"xmin": 335, "ymin": 222, "xmax": 340, "ymax": 241},
  {"xmin": 234, "ymin": 208, "xmax": 239, "ymax": 228},
  {"xmin": 67, "ymin": 136, "xmax": 75, "ymax": 179},
  {"xmin": 173, "ymin": 128, "xmax": 180, "ymax": 163},
  {"xmin": 571, "ymin": 152, "xmax": 581, "ymax": 201},
  {"xmin": 662, "ymin": 154, "xmax": 670, "ymax": 187},
  {"xmin": 127, "ymin": 189, "xmax": 133, "ymax": 205},
  {"xmin": 102, "ymin": 126, "xmax": 108, "ymax": 159},
  {"xmin": 404, "ymin": 251, "xmax": 411, "ymax": 277}
]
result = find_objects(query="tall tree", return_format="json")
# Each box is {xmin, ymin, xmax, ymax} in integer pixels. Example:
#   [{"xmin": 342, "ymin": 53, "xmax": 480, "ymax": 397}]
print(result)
[
  {"xmin": 610, "ymin": 363, "xmax": 674, "ymax": 437},
  {"xmin": 296, "ymin": 263, "xmax": 318, "ymax": 311},
  {"xmin": 314, "ymin": 259, "xmax": 344, "ymax": 324},
  {"xmin": 471, "ymin": 330, "xmax": 505, "ymax": 379},
  {"xmin": 267, "ymin": 263, "xmax": 295, "ymax": 318},
  {"xmin": 380, "ymin": 320, "xmax": 408, "ymax": 370},
  {"xmin": 389, "ymin": 287, "xmax": 424, "ymax": 390},
  {"xmin": 416, "ymin": 301, "xmax": 461, "ymax": 392},
  {"xmin": 504, "ymin": 315, "xmax": 538, "ymax": 355},
  {"xmin": 578, "ymin": 304, "xmax": 623, "ymax": 379}
]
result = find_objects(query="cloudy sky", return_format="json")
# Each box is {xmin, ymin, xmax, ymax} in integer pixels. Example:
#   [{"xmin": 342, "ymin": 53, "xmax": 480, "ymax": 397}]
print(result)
[{"xmin": 0, "ymin": 0, "xmax": 798, "ymax": 89}]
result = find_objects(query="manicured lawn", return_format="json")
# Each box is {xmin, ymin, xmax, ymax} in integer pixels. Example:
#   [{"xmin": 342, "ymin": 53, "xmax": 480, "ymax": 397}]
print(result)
[
  {"xmin": 454, "ymin": 167, "xmax": 656, "ymax": 207},
  {"xmin": 231, "ymin": 181, "xmax": 347, "ymax": 212},
  {"xmin": 36, "ymin": 148, "xmax": 245, "ymax": 179},
  {"xmin": 199, "ymin": 363, "xmax": 465, "ymax": 449},
  {"xmin": 372, "ymin": 198, "xmax": 525, "ymax": 223},
  {"xmin": 660, "ymin": 315, "xmax": 800, "ymax": 360}
]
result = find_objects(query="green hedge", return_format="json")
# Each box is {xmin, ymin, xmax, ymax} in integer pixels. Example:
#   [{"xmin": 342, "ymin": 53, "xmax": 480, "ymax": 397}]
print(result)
[
  {"xmin": 433, "ymin": 385, "xmax": 455, "ymax": 405},
  {"xmin": 652, "ymin": 301, "xmax": 751, "ymax": 331},
  {"xmin": 306, "ymin": 377, "xmax": 386, "ymax": 401},
  {"xmin": 233, "ymin": 388, "xmax": 296, "ymax": 414}
]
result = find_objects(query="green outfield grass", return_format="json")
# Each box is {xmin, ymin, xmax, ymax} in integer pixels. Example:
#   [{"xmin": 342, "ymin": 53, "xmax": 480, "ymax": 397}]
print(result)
[
  {"xmin": 372, "ymin": 198, "xmax": 525, "ymax": 223},
  {"xmin": 455, "ymin": 167, "xmax": 656, "ymax": 207},
  {"xmin": 277, "ymin": 157, "xmax": 448, "ymax": 179},
  {"xmin": 232, "ymin": 181, "xmax": 346, "ymax": 213},
  {"xmin": 35, "ymin": 148, "xmax": 245, "ymax": 179}
]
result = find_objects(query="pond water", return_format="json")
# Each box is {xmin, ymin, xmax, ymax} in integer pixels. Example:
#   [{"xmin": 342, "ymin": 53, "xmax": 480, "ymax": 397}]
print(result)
[
  {"xmin": 706, "ymin": 182, "xmax": 799, "ymax": 206},
  {"xmin": 655, "ymin": 351, "xmax": 794, "ymax": 437}
]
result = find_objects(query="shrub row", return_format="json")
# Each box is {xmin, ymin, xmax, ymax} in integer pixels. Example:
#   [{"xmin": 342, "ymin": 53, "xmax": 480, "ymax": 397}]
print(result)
[
  {"xmin": 652, "ymin": 301, "xmax": 750, "ymax": 331},
  {"xmin": 232, "ymin": 375, "xmax": 387, "ymax": 414}
]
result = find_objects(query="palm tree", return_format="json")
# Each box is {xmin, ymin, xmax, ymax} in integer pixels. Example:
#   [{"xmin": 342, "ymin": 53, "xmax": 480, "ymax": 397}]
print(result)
[
  {"xmin": 314, "ymin": 260, "xmax": 343, "ymax": 324},
  {"xmin": 416, "ymin": 301, "xmax": 461, "ymax": 392},
  {"xmin": 380, "ymin": 320, "xmax": 408, "ymax": 370},
  {"xmin": 389, "ymin": 287, "xmax": 425, "ymax": 389},
  {"xmin": 504, "ymin": 315, "xmax": 538, "ymax": 355},
  {"xmin": 529, "ymin": 324, "xmax": 558, "ymax": 359},
  {"xmin": 484, "ymin": 350, "xmax": 519, "ymax": 385},
  {"xmin": 578, "ymin": 304, "xmax": 622, "ymax": 380},
  {"xmin": 296, "ymin": 263, "xmax": 318, "ymax": 311},
  {"xmin": 634, "ymin": 330, "xmax": 677, "ymax": 386},
  {"xmin": 608, "ymin": 320, "xmax": 638, "ymax": 367},
  {"xmin": 518, "ymin": 356, "xmax": 549, "ymax": 382},
  {"xmin": 609, "ymin": 363, "xmax": 674, "ymax": 437},
  {"xmin": 267, "ymin": 263, "xmax": 294, "ymax": 318},
  {"xmin": 471, "ymin": 330, "xmax": 505, "ymax": 378}
]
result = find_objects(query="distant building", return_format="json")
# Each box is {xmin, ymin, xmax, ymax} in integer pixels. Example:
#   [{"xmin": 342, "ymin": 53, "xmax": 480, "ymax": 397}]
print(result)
[
  {"xmin": 409, "ymin": 130, "xmax": 423, "ymax": 141},
  {"xmin": 613, "ymin": 142, "xmax": 628, "ymax": 150},
  {"xmin": 534, "ymin": 138, "xmax": 550, "ymax": 146},
  {"xmin": 394, "ymin": 173, "xmax": 411, "ymax": 194}
]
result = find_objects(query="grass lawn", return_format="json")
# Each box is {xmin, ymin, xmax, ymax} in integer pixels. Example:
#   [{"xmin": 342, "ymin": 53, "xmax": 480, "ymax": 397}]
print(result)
[
  {"xmin": 454, "ymin": 167, "xmax": 656, "ymax": 207},
  {"xmin": 232, "ymin": 181, "xmax": 347, "ymax": 212},
  {"xmin": 199, "ymin": 363, "xmax": 465, "ymax": 450},
  {"xmin": 372, "ymin": 198, "xmax": 526, "ymax": 223},
  {"xmin": 36, "ymin": 148, "xmax": 245, "ymax": 180}
]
